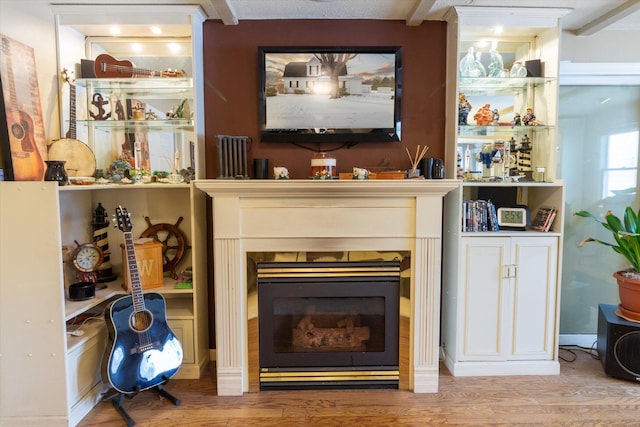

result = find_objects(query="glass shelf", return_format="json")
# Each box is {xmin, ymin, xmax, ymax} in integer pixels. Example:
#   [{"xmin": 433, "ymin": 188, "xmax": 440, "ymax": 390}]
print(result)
[
  {"xmin": 59, "ymin": 182, "xmax": 191, "ymax": 191},
  {"xmin": 459, "ymin": 76, "xmax": 556, "ymax": 96},
  {"xmin": 76, "ymin": 118, "xmax": 194, "ymax": 131},
  {"xmin": 76, "ymin": 77, "xmax": 193, "ymax": 93},
  {"xmin": 458, "ymin": 124, "xmax": 552, "ymax": 137}
]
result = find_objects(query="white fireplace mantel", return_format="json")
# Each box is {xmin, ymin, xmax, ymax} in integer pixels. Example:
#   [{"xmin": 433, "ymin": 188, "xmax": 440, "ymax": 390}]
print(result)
[{"xmin": 194, "ymin": 179, "xmax": 460, "ymax": 395}]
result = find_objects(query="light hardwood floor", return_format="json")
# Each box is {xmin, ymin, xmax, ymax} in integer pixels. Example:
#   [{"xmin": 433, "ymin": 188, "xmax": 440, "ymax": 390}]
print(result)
[{"xmin": 78, "ymin": 347, "xmax": 640, "ymax": 426}]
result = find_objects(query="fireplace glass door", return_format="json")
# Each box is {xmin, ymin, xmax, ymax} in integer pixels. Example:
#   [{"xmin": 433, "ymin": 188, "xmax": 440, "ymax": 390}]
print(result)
[{"xmin": 257, "ymin": 261, "xmax": 400, "ymax": 388}]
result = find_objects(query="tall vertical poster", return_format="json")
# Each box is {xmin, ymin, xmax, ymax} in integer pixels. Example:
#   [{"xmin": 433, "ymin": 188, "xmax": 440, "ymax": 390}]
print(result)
[{"xmin": 0, "ymin": 34, "xmax": 47, "ymax": 181}]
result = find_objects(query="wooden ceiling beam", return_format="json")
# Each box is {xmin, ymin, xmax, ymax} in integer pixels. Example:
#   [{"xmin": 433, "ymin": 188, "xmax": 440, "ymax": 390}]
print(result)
[
  {"xmin": 574, "ymin": 0, "xmax": 640, "ymax": 36},
  {"xmin": 207, "ymin": 0, "xmax": 239, "ymax": 25},
  {"xmin": 406, "ymin": 0, "xmax": 438, "ymax": 26}
]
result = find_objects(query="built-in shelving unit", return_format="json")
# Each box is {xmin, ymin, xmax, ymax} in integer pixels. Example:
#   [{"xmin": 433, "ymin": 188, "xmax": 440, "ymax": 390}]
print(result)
[
  {"xmin": 441, "ymin": 6, "xmax": 570, "ymax": 377},
  {"xmin": 0, "ymin": 5, "xmax": 208, "ymax": 426},
  {"xmin": 0, "ymin": 181, "xmax": 208, "ymax": 426}
]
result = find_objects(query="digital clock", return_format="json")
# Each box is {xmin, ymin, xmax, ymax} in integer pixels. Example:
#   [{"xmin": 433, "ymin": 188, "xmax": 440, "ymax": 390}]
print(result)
[{"xmin": 497, "ymin": 206, "xmax": 529, "ymax": 230}]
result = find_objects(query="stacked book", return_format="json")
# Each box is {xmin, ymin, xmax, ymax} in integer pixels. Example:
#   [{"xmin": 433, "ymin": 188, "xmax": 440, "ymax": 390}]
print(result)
[
  {"xmin": 530, "ymin": 207, "xmax": 558, "ymax": 232},
  {"xmin": 462, "ymin": 200, "xmax": 500, "ymax": 232}
]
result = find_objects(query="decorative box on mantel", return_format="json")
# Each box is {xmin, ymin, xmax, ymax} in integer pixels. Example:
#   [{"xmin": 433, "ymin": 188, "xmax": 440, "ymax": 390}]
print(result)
[{"xmin": 194, "ymin": 179, "xmax": 460, "ymax": 396}]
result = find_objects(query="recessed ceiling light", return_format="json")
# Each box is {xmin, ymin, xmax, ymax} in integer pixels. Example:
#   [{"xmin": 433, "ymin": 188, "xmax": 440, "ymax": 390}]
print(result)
[
  {"xmin": 151, "ymin": 26, "xmax": 162, "ymax": 35},
  {"xmin": 168, "ymin": 43, "xmax": 181, "ymax": 54},
  {"xmin": 494, "ymin": 26, "xmax": 504, "ymax": 35},
  {"xmin": 131, "ymin": 43, "xmax": 143, "ymax": 53},
  {"xmin": 109, "ymin": 26, "xmax": 121, "ymax": 36}
]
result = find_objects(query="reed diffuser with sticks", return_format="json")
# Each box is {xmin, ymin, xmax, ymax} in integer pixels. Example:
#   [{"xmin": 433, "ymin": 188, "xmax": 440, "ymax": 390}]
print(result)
[{"xmin": 406, "ymin": 145, "xmax": 430, "ymax": 178}]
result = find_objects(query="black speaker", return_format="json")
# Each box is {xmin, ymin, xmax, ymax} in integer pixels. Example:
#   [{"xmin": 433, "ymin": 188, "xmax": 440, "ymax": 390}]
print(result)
[{"xmin": 597, "ymin": 304, "xmax": 640, "ymax": 382}]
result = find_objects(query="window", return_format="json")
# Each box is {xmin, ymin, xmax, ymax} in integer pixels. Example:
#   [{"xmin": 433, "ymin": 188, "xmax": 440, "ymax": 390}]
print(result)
[{"xmin": 603, "ymin": 130, "xmax": 639, "ymax": 198}]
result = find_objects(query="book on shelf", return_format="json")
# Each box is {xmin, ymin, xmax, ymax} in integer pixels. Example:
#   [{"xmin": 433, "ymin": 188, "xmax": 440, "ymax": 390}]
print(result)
[
  {"xmin": 531, "ymin": 207, "xmax": 557, "ymax": 232},
  {"xmin": 462, "ymin": 199, "xmax": 499, "ymax": 232}
]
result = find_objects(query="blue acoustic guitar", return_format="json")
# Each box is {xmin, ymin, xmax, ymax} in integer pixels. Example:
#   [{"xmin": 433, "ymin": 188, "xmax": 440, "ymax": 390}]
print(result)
[{"xmin": 102, "ymin": 205, "xmax": 183, "ymax": 394}]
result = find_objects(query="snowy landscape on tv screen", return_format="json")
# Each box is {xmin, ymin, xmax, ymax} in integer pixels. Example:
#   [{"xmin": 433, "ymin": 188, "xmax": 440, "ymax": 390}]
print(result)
[{"xmin": 262, "ymin": 51, "xmax": 398, "ymax": 132}]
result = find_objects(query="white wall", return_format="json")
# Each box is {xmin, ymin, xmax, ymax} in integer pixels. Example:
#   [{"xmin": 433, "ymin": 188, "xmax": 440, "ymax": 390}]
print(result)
[
  {"xmin": 561, "ymin": 30, "xmax": 640, "ymax": 63},
  {"xmin": 0, "ymin": 0, "xmax": 61, "ymax": 142}
]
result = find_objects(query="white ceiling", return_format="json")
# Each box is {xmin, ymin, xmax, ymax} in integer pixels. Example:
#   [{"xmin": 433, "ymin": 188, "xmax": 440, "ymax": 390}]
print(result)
[{"xmin": 50, "ymin": 0, "xmax": 640, "ymax": 37}]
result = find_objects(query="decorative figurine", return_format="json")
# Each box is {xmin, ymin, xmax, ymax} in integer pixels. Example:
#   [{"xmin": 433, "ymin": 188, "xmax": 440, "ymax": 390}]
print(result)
[
  {"xmin": 474, "ymin": 103, "xmax": 493, "ymax": 126},
  {"xmin": 491, "ymin": 108, "xmax": 500, "ymax": 125},
  {"xmin": 91, "ymin": 203, "xmax": 117, "ymax": 285},
  {"xmin": 130, "ymin": 105, "xmax": 145, "ymax": 120},
  {"xmin": 273, "ymin": 166, "xmax": 289, "ymax": 179},
  {"xmin": 517, "ymin": 135, "xmax": 533, "ymax": 178},
  {"xmin": 458, "ymin": 93, "xmax": 473, "ymax": 125},
  {"xmin": 352, "ymin": 167, "xmax": 369, "ymax": 180},
  {"xmin": 522, "ymin": 107, "xmax": 536, "ymax": 126},
  {"xmin": 513, "ymin": 113, "xmax": 522, "ymax": 126},
  {"xmin": 90, "ymin": 92, "xmax": 110, "ymax": 120}
]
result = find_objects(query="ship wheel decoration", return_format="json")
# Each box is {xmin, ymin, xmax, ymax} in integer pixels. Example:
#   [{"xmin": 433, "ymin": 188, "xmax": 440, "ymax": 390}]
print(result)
[{"xmin": 140, "ymin": 216, "xmax": 190, "ymax": 279}]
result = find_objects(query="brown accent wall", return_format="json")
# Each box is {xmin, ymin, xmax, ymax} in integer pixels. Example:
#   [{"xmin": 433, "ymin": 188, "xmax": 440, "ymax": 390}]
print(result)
[{"xmin": 203, "ymin": 19, "xmax": 447, "ymax": 179}]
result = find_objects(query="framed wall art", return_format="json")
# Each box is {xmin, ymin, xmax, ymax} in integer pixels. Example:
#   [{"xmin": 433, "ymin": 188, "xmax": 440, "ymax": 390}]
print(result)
[{"xmin": 0, "ymin": 34, "xmax": 47, "ymax": 181}]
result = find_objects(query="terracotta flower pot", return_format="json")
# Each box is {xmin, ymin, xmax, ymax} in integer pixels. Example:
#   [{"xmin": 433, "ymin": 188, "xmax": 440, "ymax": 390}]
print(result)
[{"xmin": 614, "ymin": 270, "xmax": 640, "ymax": 321}]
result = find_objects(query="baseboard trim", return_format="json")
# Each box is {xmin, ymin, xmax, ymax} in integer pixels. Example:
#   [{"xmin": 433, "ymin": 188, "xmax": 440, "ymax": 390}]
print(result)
[{"xmin": 559, "ymin": 334, "xmax": 597, "ymax": 349}]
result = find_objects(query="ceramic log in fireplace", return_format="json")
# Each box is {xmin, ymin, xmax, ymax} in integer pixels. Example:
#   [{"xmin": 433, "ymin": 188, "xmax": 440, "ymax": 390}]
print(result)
[{"xmin": 257, "ymin": 261, "xmax": 401, "ymax": 389}]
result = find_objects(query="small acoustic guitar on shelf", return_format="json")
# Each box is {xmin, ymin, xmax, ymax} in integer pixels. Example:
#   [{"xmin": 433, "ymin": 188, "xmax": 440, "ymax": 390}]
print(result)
[
  {"xmin": 93, "ymin": 53, "xmax": 185, "ymax": 78},
  {"xmin": 101, "ymin": 205, "xmax": 183, "ymax": 394}
]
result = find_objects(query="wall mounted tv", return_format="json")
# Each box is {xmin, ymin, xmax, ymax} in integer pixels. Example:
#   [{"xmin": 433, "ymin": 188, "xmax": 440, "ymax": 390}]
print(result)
[{"xmin": 258, "ymin": 46, "xmax": 402, "ymax": 143}]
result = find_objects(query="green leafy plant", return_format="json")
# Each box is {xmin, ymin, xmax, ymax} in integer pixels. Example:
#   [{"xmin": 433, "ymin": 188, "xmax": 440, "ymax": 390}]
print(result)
[{"xmin": 574, "ymin": 206, "xmax": 640, "ymax": 272}]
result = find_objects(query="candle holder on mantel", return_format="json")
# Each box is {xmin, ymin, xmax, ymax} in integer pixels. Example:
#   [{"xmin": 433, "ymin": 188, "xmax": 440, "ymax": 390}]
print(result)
[{"xmin": 311, "ymin": 152, "xmax": 336, "ymax": 179}]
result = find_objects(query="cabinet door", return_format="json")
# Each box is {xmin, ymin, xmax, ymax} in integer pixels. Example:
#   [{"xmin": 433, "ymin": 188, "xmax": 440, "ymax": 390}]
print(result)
[
  {"xmin": 460, "ymin": 237, "xmax": 511, "ymax": 361},
  {"xmin": 510, "ymin": 236, "xmax": 558, "ymax": 359}
]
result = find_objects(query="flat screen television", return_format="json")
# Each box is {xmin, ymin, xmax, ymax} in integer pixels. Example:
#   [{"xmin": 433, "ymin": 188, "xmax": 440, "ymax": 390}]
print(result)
[{"xmin": 258, "ymin": 46, "xmax": 402, "ymax": 143}]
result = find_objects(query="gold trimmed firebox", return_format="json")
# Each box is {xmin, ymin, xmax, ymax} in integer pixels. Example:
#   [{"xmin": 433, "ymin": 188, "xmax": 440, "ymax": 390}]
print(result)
[{"xmin": 247, "ymin": 251, "xmax": 411, "ymax": 391}]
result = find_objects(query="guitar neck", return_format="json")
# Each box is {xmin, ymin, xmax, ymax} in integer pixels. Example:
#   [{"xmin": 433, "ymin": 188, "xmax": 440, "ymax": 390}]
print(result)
[
  {"xmin": 123, "ymin": 231, "xmax": 146, "ymax": 312},
  {"xmin": 68, "ymin": 83, "xmax": 77, "ymax": 139},
  {"xmin": 2, "ymin": 37, "xmax": 19, "ymax": 108}
]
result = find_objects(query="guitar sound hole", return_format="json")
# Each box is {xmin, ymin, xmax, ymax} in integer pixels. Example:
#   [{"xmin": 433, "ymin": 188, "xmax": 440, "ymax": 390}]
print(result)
[
  {"xmin": 11, "ymin": 123, "xmax": 24, "ymax": 139},
  {"xmin": 129, "ymin": 310, "xmax": 153, "ymax": 333}
]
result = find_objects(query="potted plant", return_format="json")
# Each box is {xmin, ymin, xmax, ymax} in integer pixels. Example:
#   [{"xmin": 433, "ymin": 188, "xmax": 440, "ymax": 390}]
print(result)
[{"xmin": 574, "ymin": 206, "xmax": 640, "ymax": 320}]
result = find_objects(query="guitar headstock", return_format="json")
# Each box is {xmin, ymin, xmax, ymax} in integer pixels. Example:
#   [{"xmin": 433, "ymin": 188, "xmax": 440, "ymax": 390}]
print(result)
[
  {"xmin": 62, "ymin": 68, "xmax": 75, "ymax": 85},
  {"xmin": 114, "ymin": 205, "xmax": 133, "ymax": 233}
]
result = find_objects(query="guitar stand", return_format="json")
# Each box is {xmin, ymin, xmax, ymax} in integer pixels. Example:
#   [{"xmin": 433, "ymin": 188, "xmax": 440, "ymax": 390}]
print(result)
[{"xmin": 102, "ymin": 377, "xmax": 181, "ymax": 427}]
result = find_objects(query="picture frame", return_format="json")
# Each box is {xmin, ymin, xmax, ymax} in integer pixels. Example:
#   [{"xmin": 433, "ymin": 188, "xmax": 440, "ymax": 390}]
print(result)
[{"xmin": 0, "ymin": 34, "xmax": 47, "ymax": 180}]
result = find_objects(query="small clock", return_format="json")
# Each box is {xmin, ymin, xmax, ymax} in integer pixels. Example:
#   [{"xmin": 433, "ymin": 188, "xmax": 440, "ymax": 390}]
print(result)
[
  {"xmin": 497, "ymin": 206, "xmax": 530, "ymax": 231},
  {"xmin": 71, "ymin": 241, "xmax": 104, "ymax": 282}
]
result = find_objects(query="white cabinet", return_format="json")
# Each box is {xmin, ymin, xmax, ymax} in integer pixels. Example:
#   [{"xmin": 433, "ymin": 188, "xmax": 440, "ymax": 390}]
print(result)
[
  {"xmin": 443, "ymin": 183, "xmax": 565, "ymax": 376},
  {"xmin": 0, "ymin": 181, "xmax": 208, "ymax": 426},
  {"xmin": 456, "ymin": 236, "xmax": 558, "ymax": 365}
]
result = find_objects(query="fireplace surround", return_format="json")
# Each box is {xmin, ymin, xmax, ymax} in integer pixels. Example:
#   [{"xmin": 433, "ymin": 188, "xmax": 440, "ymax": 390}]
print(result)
[{"xmin": 194, "ymin": 179, "xmax": 459, "ymax": 395}]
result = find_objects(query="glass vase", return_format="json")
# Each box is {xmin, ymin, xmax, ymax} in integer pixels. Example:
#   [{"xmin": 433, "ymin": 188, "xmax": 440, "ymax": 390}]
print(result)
[
  {"xmin": 487, "ymin": 48, "xmax": 504, "ymax": 77},
  {"xmin": 459, "ymin": 47, "xmax": 486, "ymax": 78},
  {"xmin": 509, "ymin": 62, "xmax": 527, "ymax": 78}
]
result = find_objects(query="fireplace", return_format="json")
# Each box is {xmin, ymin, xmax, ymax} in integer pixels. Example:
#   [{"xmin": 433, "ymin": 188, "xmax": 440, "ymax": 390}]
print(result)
[
  {"xmin": 194, "ymin": 179, "xmax": 460, "ymax": 395},
  {"xmin": 256, "ymin": 261, "xmax": 401, "ymax": 389}
]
